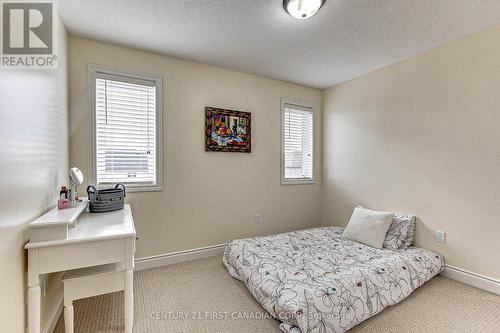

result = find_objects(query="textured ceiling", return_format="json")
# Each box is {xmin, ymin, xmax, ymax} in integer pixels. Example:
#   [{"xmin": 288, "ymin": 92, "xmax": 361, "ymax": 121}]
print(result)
[{"xmin": 59, "ymin": 0, "xmax": 500, "ymax": 89}]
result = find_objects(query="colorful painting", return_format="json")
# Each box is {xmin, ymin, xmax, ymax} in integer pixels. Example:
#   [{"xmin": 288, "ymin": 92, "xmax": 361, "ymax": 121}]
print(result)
[{"xmin": 205, "ymin": 107, "xmax": 251, "ymax": 152}]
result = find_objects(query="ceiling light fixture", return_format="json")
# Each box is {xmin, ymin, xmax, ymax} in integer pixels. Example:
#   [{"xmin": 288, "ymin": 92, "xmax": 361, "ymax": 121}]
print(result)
[{"xmin": 283, "ymin": 0, "xmax": 326, "ymax": 20}]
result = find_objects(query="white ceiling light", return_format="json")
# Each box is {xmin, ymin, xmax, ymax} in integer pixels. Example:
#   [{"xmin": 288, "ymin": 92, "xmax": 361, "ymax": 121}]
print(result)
[{"xmin": 283, "ymin": 0, "xmax": 326, "ymax": 20}]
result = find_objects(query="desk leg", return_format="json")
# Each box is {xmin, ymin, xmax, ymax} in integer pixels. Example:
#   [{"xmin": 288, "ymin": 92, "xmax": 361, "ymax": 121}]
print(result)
[
  {"xmin": 64, "ymin": 304, "xmax": 74, "ymax": 333},
  {"xmin": 28, "ymin": 250, "xmax": 41, "ymax": 333},
  {"xmin": 124, "ymin": 269, "xmax": 133, "ymax": 333},
  {"xmin": 28, "ymin": 284, "xmax": 41, "ymax": 333}
]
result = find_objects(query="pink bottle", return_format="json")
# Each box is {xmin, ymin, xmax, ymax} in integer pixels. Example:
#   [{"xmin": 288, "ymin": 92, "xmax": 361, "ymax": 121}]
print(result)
[{"xmin": 58, "ymin": 198, "xmax": 70, "ymax": 209}]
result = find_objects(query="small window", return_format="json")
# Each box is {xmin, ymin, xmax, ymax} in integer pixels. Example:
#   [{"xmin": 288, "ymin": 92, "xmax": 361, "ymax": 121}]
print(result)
[
  {"xmin": 89, "ymin": 65, "xmax": 162, "ymax": 191},
  {"xmin": 281, "ymin": 99, "xmax": 315, "ymax": 185}
]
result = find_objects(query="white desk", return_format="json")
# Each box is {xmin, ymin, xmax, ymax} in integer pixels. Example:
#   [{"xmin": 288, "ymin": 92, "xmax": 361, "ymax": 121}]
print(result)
[{"xmin": 25, "ymin": 205, "xmax": 136, "ymax": 333}]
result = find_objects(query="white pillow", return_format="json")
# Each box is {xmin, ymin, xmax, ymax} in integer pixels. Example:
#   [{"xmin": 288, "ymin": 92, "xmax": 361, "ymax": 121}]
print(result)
[{"xmin": 342, "ymin": 207, "xmax": 394, "ymax": 248}]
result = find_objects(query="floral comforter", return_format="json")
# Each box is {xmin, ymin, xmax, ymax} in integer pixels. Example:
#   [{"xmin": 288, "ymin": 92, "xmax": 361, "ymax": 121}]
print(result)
[{"xmin": 223, "ymin": 226, "xmax": 444, "ymax": 333}]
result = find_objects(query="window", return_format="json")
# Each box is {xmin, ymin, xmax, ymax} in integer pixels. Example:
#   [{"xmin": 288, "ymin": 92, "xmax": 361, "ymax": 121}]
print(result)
[
  {"xmin": 281, "ymin": 99, "xmax": 315, "ymax": 185},
  {"xmin": 89, "ymin": 65, "xmax": 162, "ymax": 191}
]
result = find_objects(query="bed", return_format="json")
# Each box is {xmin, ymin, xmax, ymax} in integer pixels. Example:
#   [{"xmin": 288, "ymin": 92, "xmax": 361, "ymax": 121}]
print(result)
[{"xmin": 223, "ymin": 226, "xmax": 444, "ymax": 333}]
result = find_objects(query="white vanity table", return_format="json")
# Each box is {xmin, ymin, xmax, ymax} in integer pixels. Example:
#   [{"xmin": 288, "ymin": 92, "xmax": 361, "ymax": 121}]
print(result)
[{"xmin": 25, "ymin": 202, "xmax": 136, "ymax": 333}]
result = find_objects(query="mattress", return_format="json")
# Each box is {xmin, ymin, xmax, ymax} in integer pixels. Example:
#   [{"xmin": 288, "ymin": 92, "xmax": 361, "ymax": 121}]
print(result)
[{"xmin": 223, "ymin": 226, "xmax": 444, "ymax": 333}]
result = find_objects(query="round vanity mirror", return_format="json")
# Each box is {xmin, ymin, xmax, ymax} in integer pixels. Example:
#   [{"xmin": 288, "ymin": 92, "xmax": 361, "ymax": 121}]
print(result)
[{"xmin": 69, "ymin": 167, "xmax": 84, "ymax": 186}]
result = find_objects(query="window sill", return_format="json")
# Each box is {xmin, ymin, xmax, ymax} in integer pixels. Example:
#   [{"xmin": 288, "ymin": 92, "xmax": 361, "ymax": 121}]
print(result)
[
  {"xmin": 281, "ymin": 179, "xmax": 316, "ymax": 186},
  {"xmin": 126, "ymin": 185, "xmax": 163, "ymax": 193}
]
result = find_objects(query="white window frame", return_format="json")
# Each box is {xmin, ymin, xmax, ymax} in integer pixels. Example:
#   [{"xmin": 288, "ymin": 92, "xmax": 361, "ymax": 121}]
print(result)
[
  {"xmin": 280, "ymin": 97, "xmax": 316, "ymax": 185},
  {"xmin": 88, "ymin": 64, "xmax": 163, "ymax": 192}
]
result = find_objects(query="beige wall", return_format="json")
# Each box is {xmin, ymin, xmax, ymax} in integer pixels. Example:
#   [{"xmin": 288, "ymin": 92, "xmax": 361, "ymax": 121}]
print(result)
[
  {"xmin": 68, "ymin": 37, "xmax": 322, "ymax": 259},
  {"xmin": 0, "ymin": 21, "xmax": 68, "ymax": 332},
  {"xmin": 322, "ymin": 25, "xmax": 500, "ymax": 279}
]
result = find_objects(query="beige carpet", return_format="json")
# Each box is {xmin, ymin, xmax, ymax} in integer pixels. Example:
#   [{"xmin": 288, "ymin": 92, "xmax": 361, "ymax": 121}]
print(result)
[{"xmin": 54, "ymin": 256, "xmax": 500, "ymax": 333}]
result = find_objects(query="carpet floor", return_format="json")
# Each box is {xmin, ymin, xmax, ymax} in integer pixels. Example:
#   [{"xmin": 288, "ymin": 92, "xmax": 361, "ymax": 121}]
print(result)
[{"xmin": 54, "ymin": 256, "xmax": 500, "ymax": 333}]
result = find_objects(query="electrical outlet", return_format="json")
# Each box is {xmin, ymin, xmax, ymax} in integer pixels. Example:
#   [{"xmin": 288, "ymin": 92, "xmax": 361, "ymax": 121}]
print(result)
[
  {"xmin": 436, "ymin": 231, "xmax": 446, "ymax": 243},
  {"xmin": 255, "ymin": 213, "xmax": 263, "ymax": 224}
]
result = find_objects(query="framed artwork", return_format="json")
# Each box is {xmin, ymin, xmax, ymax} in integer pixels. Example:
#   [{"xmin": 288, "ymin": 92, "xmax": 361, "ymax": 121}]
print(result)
[{"xmin": 205, "ymin": 106, "xmax": 251, "ymax": 152}]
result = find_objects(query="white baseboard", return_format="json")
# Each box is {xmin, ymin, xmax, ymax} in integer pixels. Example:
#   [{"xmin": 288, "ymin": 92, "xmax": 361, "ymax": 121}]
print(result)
[
  {"xmin": 134, "ymin": 243, "xmax": 227, "ymax": 271},
  {"xmin": 440, "ymin": 265, "xmax": 500, "ymax": 295},
  {"xmin": 42, "ymin": 289, "xmax": 64, "ymax": 333}
]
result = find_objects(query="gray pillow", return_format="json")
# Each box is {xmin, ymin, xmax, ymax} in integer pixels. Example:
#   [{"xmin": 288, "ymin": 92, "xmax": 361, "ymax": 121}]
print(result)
[
  {"xmin": 342, "ymin": 207, "xmax": 394, "ymax": 249},
  {"xmin": 383, "ymin": 215, "xmax": 416, "ymax": 250},
  {"xmin": 384, "ymin": 215, "xmax": 415, "ymax": 250}
]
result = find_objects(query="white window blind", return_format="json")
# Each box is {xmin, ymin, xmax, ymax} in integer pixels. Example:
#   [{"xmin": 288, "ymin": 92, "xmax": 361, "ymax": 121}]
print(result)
[
  {"xmin": 283, "ymin": 102, "xmax": 314, "ymax": 182},
  {"xmin": 94, "ymin": 74, "xmax": 158, "ymax": 187}
]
